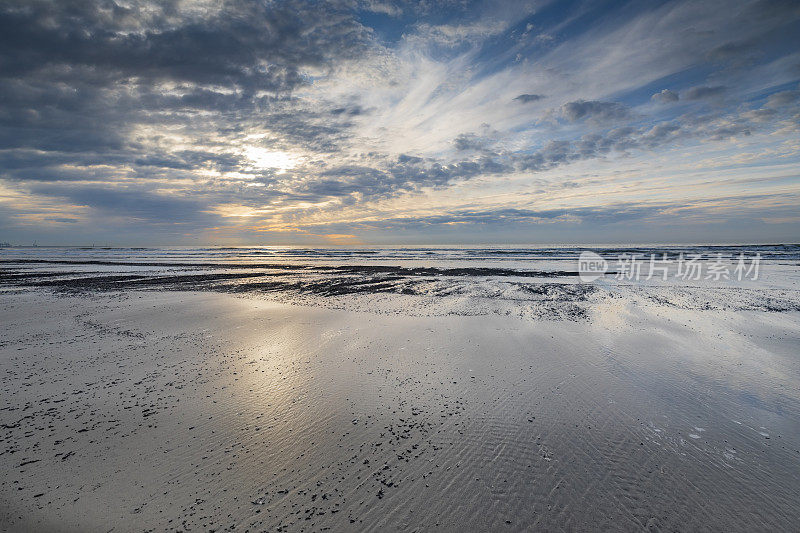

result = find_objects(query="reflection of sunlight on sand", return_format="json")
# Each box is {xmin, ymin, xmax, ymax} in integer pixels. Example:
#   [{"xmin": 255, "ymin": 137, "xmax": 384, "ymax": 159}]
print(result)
[
  {"xmin": 588, "ymin": 281, "xmax": 632, "ymax": 331},
  {"xmin": 223, "ymin": 301, "xmax": 323, "ymax": 438},
  {"xmin": 222, "ymin": 302, "xmax": 374, "ymax": 451}
]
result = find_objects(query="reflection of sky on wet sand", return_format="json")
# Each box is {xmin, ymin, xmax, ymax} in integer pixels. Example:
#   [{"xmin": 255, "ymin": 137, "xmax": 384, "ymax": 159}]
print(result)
[{"xmin": 2, "ymin": 290, "xmax": 800, "ymax": 530}]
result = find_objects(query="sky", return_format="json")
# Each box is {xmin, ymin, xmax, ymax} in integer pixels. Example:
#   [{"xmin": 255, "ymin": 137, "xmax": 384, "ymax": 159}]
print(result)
[{"xmin": 0, "ymin": 0, "xmax": 799, "ymax": 246}]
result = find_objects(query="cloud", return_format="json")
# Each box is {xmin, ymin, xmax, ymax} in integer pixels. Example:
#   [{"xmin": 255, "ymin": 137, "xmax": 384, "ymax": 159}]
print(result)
[
  {"xmin": 651, "ymin": 89, "xmax": 679, "ymax": 103},
  {"xmin": 1, "ymin": 0, "xmax": 799, "ymax": 244},
  {"xmin": 360, "ymin": 0, "xmax": 403, "ymax": 17},
  {"xmin": 766, "ymin": 88, "xmax": 800, "ymax": 107},
  {"xmin": 0, "ymin": 0, "xmax": 372, "ymax": 92},
  {"xmin": 26, "ymin": 183, "xmax": 216, "ymax": 225},
  {"xmin": 453, "ymin": 133, "xmax": 489, "ymax": 151},
  {"xmin": 514, "ymin": 94, "xmax": 545, "ymax": 103},
  {"xmin": 683, "ymin": 85, "xmax": 727, "ymax": 100},
  {"xmin": 404, "ymin": 20, "xmax": 508, "ymax": 49},
  {"xmin": 560, "ymin": 100, "xmax": 630, "ymax": 123}
]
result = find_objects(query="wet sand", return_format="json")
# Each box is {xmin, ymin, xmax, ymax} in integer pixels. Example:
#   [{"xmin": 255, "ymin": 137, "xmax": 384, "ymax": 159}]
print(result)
[{"xmin": 2, "ymin": 289, "xmax": 799, "ymax": 532}]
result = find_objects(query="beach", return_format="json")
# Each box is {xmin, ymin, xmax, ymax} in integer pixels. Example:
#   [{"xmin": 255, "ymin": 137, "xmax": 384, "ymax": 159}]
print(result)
[{"xmin": 1, "ymin": 247, "xmax": 800, "ymax": 531}]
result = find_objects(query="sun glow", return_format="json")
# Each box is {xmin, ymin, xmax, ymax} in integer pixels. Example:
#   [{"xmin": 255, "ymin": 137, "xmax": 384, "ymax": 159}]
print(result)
[{"xmin": 244, "ymin": 147, "xmax": 295, "ymax": 171}]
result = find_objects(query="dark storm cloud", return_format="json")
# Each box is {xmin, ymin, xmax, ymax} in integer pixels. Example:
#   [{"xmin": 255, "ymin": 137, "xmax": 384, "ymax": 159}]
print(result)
[
  {"xmin": 0, "ymin": 0, "xmax": 371, "ymax": 92},
  {"xmin": 0, "ymin": 0, "xmax": 373, "ymax": 179},
  {"xmin": 0, "ymin": 77, "xmax": 128, "ymax": 152}
]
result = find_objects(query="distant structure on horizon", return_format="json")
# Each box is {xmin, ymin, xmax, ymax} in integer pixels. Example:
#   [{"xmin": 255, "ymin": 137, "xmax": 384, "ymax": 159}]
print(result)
[{"xmin": 0, "ymin": 241, "xmax": 11, "ymax": 247}]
